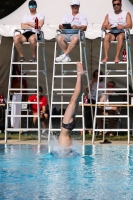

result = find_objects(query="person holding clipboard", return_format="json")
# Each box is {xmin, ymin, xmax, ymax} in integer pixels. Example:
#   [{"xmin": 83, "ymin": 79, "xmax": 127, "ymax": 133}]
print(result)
[{"xmin": 55, "ymin": 0, "xmax": 88, "ymax": 62}]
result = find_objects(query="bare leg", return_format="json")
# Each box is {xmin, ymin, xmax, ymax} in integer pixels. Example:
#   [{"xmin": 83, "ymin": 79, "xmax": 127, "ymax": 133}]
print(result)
[
  {"xmin": 102, "ymin": 33, "xmax": 115, "ymax": 63},
  {"xmin": 58, "ymin": 62, "xmax": 84, "ymax": 147},
  {"xmin": 33, "ymin": 113, "xmax": 37, "ymax": 126},
  {"xmin": 14, "ymin": 34, "xmax": 27, "ymax": 57},
  {"xmin": 64, "ymin": 36, "xmax": 79, "ymax": 55},
  {"xmin": 56, "ymin": 35, "xmax": 67, "ymax": 53},
  {"xmin": 114, "ymin": 33, "xmax": 125, "ymax": 63},
  {"xmin": 41, "ymin": 113, "xmax": 49, "ymax": 128},
  {"xmin": 28, "ymin": 34, "xmax": 37, "ymax": 58}
]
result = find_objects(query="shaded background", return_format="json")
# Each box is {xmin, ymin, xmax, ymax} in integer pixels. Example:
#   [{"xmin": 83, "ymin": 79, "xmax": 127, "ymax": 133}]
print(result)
[{"xmin": 0, "ymin": 0, "xmax": 26, "ymax": 19}]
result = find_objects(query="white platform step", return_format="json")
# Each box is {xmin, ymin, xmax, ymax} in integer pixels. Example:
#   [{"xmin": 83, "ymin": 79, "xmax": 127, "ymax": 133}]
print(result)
[
  {"xmin": 11, "ymin": 62, "xmax": 37, "ymax": 64},
  {"xmin": 100, "ymin": 62, "xmax": 127, "ymax": 64}
]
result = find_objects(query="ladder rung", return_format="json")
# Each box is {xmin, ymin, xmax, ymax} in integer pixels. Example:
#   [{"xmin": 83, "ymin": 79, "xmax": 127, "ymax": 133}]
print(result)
[
  {"xmin": 96, "ymin": 102, "xmax": 128, "ymax": 104},
  {"xmin": 52, "ymin": 102, "xmax": 69, "ymax": 104},
  {"xmin": 101, "ymin": 93, "xmax": 128, "ymax": 95},
  {"xmin": 50, "ymin": 128, "xmax": 83, "ymax": 131},
  {"xmin": 53, "ymin": 89, "xmax": 74, "ymax": 91},
  {"xmin": 9, "ymin": 89, "xmax": 38, "ymax": 91},
  {"xmin": 99, "ymin": 75, "xmax": 127, "ymax": 77},
  {"xmin": 98, "ymin": 88, "xmax": 127, "ymax": 91},
  {"xmin": 93, "ymin": 129, "xmax": 128, "ymax": 132},
  {"xmin": 7, "ymin": 115, "xmax": 38, "ymax": 117},
  {"xmin": 10, "ymin": 75, "xmax": 37, "ymax": 78},
  {"xmin": 51, "ymin": 115, "xmax": 83, "ymax": 117},
  {"xmin": 55, "ymin": 62, "xmax": 77, "ymax": 65},
  {"xmin": 95, "ymin": 115, "xmax": 128, "ymax": 118},
  {"xmin": 54, "ymin": 93, "xmax": 73, "ymax": 95},
  {"xmin": 6, "ymin": 128, "xmax": 41, "ymax": 131},
  {"xmin": 52, "ymin": 102, "xmax": 82, "ymax": 104},
  {"xmin": 105, "ymin": 70, "xmax": 130, "ymax": 72},
  {"xmin": 11, "ymin": 62, "xmax": 37, "ymax": 65},
  {"xmin": 100, "ymin": 62, "xmax": 127, "ymax": 64},
  {"xmin": 54, "ymin": 75, "xmax": 77, "ymax": 78}
]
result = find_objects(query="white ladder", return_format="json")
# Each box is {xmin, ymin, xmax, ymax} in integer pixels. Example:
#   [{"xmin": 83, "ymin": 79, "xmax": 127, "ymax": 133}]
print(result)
[
  {"xmin": 48, "ymin": 29, "xmax": 91, "ymax": 143},
  {"xmin": 92, "ymin": 29, "xmax": 133, "ymax": 144},
  {"xmin": 5, "ymin": 29, "xmax": 50, "ymax": 143}
]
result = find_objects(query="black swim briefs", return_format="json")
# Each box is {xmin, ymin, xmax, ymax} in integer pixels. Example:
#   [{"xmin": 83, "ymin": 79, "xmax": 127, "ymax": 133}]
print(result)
[
  {"xmin": 62, "ymin": 119, "xmax": 76, "ymax": 131},
  {"xmin": 109, "ymin": 32, "xmax": 124, "ymax": 40},
  {"xmin": 22, "ymin": 31, "xmax": 41, "ymax": 42}
]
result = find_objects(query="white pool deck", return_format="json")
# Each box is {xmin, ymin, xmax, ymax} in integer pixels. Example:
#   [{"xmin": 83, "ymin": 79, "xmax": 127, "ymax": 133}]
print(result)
[{"xmin": 0, "ymin": 140, "xmax": 133, "ymax": 145}]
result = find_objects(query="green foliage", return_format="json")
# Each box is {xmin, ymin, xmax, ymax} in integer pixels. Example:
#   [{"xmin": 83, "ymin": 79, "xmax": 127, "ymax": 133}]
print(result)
[
  {"xmin": 0, "ymin": 0, "xmax": 26, "ymax": 19},
  {"xmin": 129, "ymin": 0, "xmax": 133, "ymax": 4}
]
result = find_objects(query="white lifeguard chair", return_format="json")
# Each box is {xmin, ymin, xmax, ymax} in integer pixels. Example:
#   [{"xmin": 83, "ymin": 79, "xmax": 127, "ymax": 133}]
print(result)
[
  {"xmin": 5, "ymin": 29, "xmax": 50, "ymax": 143},
  {"xmin": 48, "ymin": 29, "xmax": 92, "ymax": 143},
  {"xmin": 92, "ymin": 29, "xmax": 133, "ymax": 144}
]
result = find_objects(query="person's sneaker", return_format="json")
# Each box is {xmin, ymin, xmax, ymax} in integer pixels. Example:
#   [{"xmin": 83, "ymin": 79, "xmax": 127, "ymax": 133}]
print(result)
[
  {"xmin": 29, "ymin": 57, "xmax": 37, "ymax": 62},
  {"xmin": 20, "ymin": 57, "xmax": 25, "ymax": 62},
  {"xmin": 62, "ymin": 55, "xmax": 71, "ymax": 62},
  {"xmin": 55, "ymin": 54, "xmax": 66, "ymax": 62}
]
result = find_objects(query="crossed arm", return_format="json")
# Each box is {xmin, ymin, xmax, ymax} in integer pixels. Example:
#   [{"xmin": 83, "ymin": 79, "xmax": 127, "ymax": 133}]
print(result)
[{"xmin": 21, "ymin": 19, "xmax": 44, "ymax": 29}]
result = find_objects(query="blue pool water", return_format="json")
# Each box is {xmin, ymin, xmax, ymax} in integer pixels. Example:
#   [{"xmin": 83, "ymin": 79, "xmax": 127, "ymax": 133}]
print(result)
[{"xmin": 0, "ymin": 144, "xmax": 133, "ymax": 200}]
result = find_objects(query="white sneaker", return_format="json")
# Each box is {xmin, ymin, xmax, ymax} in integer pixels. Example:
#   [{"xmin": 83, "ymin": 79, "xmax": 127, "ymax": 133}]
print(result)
[
  {"xmin": 55, "ymin": 54, "xmax": 66, "ymax": 62},
  {"xmin": 62, "ymin": 55, "xmax": 71, "ymax": 62}
]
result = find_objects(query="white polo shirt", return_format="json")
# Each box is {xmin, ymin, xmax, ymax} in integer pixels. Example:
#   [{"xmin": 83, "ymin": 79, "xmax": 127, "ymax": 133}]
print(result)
[
  {"xmin": 22, "ymin": 12, "xmax": 45, "ymax": 33},
  {"xmin": 60, "ymin": 13, "xmax": 88, "ymax": 27}
]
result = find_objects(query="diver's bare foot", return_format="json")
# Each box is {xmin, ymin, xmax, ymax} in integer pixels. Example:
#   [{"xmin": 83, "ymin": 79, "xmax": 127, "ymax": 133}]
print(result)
[
  {"xmin": 101, "ymin": 58, "xmax": 108, "ymax": 63},
  {"xmin": 114, "ymin": 57, "xmax": 120, "ymax": 63},
  {"xmin": 77, "ymin": 61, "xmax": 84, "ymax": 75}
]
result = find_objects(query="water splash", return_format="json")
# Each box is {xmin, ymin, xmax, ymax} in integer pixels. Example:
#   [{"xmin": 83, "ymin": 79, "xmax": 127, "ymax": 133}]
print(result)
[{"xmin": 48, "ymin": 135, "xmax": 80, "ymax": 158}]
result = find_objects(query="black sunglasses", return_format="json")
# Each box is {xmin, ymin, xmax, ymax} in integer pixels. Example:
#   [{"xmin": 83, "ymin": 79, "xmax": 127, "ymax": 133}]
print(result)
[
  {"xmin": 113, "ymin": 3, "xmax": 121, "ymax": 7},
  {"xmin": 72, "ymin": 4, "xmax": 79, "ymax": 7}
]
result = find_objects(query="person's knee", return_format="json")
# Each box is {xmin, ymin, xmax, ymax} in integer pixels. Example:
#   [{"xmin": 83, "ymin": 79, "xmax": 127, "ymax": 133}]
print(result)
[
  {"xmin": 104, "ymin": 34, "xmax": 111, "ymax": 42},
  {"xmin": 57, "ymin": 35, "xmax": 64, "ymax": 42},
  {"xmin": 116, "ymin": 34, "xmax": 124, "ymax": 42},
  {"xmin": 29, "ymin": 35, "xmax": 36, "ymax": 44},
  {"xmin": 71, "ymin": 36, "xmax": 79, "ymax": 44},
  {"xmin": 29, "ymin": 38, "xmax": 36, "ymax": 44},
  {"xmin": 14, "ymin": 35, "xmax": 21, "ymax": 44}
]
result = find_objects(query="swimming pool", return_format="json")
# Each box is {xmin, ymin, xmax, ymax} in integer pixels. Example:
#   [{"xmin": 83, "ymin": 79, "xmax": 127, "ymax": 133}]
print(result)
[{"xmin": 0, "ymin": 144, "xmax": 133, "ymax": 200}]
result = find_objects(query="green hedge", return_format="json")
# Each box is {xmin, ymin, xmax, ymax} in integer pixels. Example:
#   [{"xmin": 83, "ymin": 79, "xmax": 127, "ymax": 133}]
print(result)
[{"xmin": 0, "ymin": 0, "xmax": 26, "ymax": 19}]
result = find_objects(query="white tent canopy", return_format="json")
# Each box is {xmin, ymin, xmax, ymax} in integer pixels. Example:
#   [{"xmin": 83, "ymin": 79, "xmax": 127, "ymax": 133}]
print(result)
[{"xmin": 0, "ymin": 0, "xmax": 133, "ymax": 39}]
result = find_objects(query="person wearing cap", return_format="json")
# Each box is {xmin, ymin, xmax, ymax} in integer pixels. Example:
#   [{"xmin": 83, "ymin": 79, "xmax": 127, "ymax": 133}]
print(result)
[
  {"xmin": 28, "ymin": 86, "xmax": 49, "ymax": 130},
  {"xmin": 101, "ymin": 0, "xmax": 132, "ymax": 63},
  {"xmin": 55, "ymin": 0, "xmax": 88, "ymax": 63},
  {"xmin": 14, "ymin": 0, "xmax": 45, "ymax": 62}
]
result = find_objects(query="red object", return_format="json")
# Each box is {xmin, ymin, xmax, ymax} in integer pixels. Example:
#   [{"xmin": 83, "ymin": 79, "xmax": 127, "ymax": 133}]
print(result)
[
  {"xmin": 0, "ymin": 94, "xmax": 4, "ymax": 104},
  {"xmin": 123, "ymin": 49, "xmax": 127, "ymax": 62},
  {"xmin": 35, "ymin": 17, "xmax": 38, "ymax": 29},
  {"xmin": 28, "ymin": 95, "xmax": 47, "ymax": 113}
]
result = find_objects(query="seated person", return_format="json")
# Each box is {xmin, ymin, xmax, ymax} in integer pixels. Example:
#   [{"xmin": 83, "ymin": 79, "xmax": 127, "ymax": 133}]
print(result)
[
  {"xmin": 84, "ymin": 70, "xmax": 104, "ymax": 134},
  {"xmin": 96, "ymin": 81, "xmax": 118, "ymax": 137},
  {"xmin": 55, "ymin": 0, "xmax": 88, "ymax": 62},
  {"xmin": 28, "ymin": 86, "xmax": 49, "ymax": 130},
  {"xmin": 101, "ymin": 0, "xmax": 132, "ymax": 63},
  {"xmin": 14, "ymin": 0, "xmax": 45, "ymax": 62}
]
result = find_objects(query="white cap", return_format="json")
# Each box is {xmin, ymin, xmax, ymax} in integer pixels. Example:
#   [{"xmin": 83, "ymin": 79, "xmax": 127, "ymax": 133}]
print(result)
[{"xmin": 70, "ymin": 0, "xmax": 80, "ymax": 5}]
